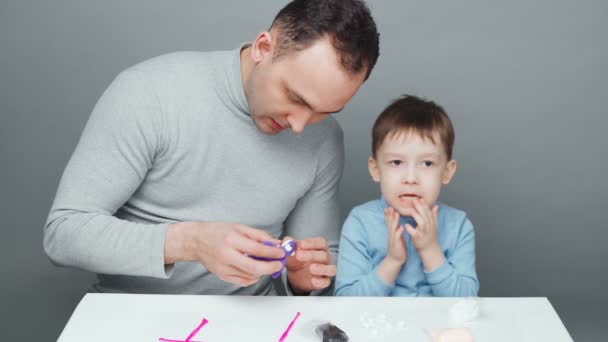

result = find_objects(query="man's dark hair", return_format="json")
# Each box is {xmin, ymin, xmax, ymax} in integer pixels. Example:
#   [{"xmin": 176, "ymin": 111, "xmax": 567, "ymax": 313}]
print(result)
[{"xmin": 270, "ymin": 0, "xmax": 380, "ymax": 80}]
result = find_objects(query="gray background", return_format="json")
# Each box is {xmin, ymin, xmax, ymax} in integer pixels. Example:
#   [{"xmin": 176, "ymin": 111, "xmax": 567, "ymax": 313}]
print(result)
[{"xmin": 1, "ymin": 0, "xmax": 606, "ymax": 340}]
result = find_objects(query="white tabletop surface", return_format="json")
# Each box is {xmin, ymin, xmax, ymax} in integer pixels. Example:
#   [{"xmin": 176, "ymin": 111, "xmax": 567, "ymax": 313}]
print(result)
[{"xmin": 57, "ymin": 294, "xmax": 572, "ymax": 341}]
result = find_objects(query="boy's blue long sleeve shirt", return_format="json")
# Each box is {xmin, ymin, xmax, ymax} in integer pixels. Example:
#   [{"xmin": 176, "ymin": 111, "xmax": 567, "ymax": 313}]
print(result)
[{"xmin": 334, "ymin": 198, "xmax": 479, "ymax": 297}]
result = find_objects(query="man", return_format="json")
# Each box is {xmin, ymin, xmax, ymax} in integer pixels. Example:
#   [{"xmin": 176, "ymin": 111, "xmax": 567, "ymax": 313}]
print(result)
[{"xmin": 44, "ymin": 0, "xmax": 379, "ymax": 296}]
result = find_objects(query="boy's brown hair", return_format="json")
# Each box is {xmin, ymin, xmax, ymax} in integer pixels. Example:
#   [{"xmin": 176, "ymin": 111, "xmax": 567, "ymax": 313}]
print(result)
[{"xmin": 371, "ymin": 95, "xmax": 455, "ymax": 159}]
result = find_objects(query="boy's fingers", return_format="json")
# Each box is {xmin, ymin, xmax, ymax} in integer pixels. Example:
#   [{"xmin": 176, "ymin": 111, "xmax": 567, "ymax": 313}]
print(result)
[
  {"xmin": 386, "ymin": 207, "xmax": 400, "ymax": 230},
  {"xmin": 385, "ymin": 208, "xmax": 393, "ymax": 228},
  {"xmin": 411, "ymin": 210, "xmax": 425, "ymax": 231},
  {"xmin": 399, "ymin": 207, "xmax": 416, "ymax": 217},
  {"xmin": 391, "ymin": 228, "xmax": 399, "ymax": 245},
  {"xmin": 405, "ymin": 224, "xmax": 417, "ymax": 237},
  {"xmin": 432, "ymin": 205, "xmax": 439, "ymax": 224},
  {"xmin": 397, "ymin": 225, "xmax": 404, "ymax": 235},
  {"xmin": 414, "ymin": 199, "xmax": 431, "ymax": 223}
]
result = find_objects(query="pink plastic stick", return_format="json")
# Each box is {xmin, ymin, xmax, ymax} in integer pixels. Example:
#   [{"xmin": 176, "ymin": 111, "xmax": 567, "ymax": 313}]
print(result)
[
  {"xmin": 158, "ymin": 317, "xmax": 208, "ymax": 342},
  {"xmin": 278, "ymin": 311, "xmax": 301, "ymax": 342},
  {"xmin": 185, "ymin": 318, "xmax": 209, "ymax": 342}
]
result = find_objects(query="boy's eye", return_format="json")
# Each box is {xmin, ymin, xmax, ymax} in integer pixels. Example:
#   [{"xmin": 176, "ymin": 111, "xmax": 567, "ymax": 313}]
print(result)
[
  {"xmin": 421, "ymin": 161, "xmax": 434, "ymax": 167},
  {"xmin": 390, "ymin": 160, "xmax": 403, "ymax": 166}
]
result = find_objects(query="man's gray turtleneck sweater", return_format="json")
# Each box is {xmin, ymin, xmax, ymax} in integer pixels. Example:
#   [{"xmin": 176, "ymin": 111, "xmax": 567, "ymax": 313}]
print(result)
[{"xmin": 44, "ymin": 45, "xmax": 344, "ymax": 295}]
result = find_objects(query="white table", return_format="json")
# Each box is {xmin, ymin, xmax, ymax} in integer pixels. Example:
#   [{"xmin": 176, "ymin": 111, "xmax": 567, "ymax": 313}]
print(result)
[{"xmin": 57, "ymin": 294, "xmax": 572, "ymax": 341}]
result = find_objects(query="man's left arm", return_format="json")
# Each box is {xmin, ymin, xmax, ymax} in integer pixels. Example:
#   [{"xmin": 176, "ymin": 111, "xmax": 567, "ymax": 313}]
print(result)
[{"xmin": 282, "ymin": 123, "xmax": 344, "ymax": 295}]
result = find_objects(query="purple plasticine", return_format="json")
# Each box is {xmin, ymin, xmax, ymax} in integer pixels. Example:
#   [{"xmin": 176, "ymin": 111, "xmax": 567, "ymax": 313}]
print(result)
[{"xmin": 250, "ymin": 240, "xmax": 297, "ymax": 278}]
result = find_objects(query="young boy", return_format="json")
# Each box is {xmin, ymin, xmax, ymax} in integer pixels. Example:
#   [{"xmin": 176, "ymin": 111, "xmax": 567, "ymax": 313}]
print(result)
[{"xmin": 334, "ymin": 95, "xmax": 479, "ymax": 297}]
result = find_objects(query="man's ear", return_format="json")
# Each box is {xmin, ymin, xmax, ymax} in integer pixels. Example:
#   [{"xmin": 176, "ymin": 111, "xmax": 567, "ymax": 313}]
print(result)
[
  {"xmin": 442, "ymin": 159, "xmax": 457, "ymax": 184},
  {"xmin": 368, "ymin": 156, "xmax": 380, "ymax": 183},
  {"xmin": 250, "ymin": 31, "xmax": 274, "ymax": 63}
]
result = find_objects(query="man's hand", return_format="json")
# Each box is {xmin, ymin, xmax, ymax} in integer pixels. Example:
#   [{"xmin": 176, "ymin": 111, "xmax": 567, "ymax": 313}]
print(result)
[
  {"xmin": 165, "ymin": 221, "xmax": 286, "ymax": 287},
  {"xmin": 285, "ymin": 236, "xmax": 336, "ymax": 294}
]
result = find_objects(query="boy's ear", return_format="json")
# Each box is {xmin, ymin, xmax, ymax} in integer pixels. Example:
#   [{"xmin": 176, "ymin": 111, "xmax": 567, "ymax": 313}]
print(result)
[
  {"xmin": 442, "ymin": 159, "xmax": 457, "ymax": 184},
  {"xmin": 368, "ymin": 156, "xmax": 380, "ymax": 183},
  {"xmin": 250, "ymin": 31, "xmax": 274, "ymax": 63}
]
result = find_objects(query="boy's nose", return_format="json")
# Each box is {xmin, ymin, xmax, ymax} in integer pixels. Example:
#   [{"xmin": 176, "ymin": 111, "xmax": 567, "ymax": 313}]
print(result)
[{"xmin": 401, "ymin": 168, "xmax": 419, "ymax": 184}]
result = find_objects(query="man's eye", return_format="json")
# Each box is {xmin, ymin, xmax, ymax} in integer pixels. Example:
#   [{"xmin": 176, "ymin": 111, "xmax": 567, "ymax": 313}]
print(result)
[{"xmin": 289, "ymin": 94, "xmax": 304, "ymax": 106}]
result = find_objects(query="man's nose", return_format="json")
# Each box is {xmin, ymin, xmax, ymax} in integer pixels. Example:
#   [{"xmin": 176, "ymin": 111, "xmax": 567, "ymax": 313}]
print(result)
[{"xmin": 287, "ymin": 110, "xmax": 314, "ymax": 134}]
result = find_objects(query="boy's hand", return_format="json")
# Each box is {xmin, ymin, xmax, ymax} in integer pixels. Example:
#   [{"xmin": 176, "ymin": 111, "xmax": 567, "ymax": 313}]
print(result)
[
  {"xmin": 405, "ymin": 198, "xmax": 445, "ymax": 272},
  {"xmin": 405, "ymin": 198, "xmax": 439, "ymax": 252},
  {"xmin": 385, "ymin": 207, "xmax": 406, "ymax": 265},
  {"xmin": 376, "ymin": 207, "xmax": 406, "ymax": 285}
]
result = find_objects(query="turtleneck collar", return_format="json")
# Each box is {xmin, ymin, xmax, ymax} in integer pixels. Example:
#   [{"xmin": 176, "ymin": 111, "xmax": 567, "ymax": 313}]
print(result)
[{"xmin": 224, "ymin": 43, "xmax": 251, "ymax": 117}]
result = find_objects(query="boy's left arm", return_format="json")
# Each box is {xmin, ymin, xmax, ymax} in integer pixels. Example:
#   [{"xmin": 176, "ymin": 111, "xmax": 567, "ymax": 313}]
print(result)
[{"xmin": 424, "ymin": 216, "xmax": 479, "ymax": 297}]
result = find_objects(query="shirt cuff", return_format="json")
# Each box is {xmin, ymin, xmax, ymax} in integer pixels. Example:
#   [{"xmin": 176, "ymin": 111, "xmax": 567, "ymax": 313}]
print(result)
[
  {"xmin": 373, "ymin": 267, "xmax": 396, "ymax": 296},
  {"xmin": 152, "ymin": 223, "xmax": 174, "ymax": 279},
  {"xmin": 424, "ymin": 259, "xmax": 454, "ymax": 285}
]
